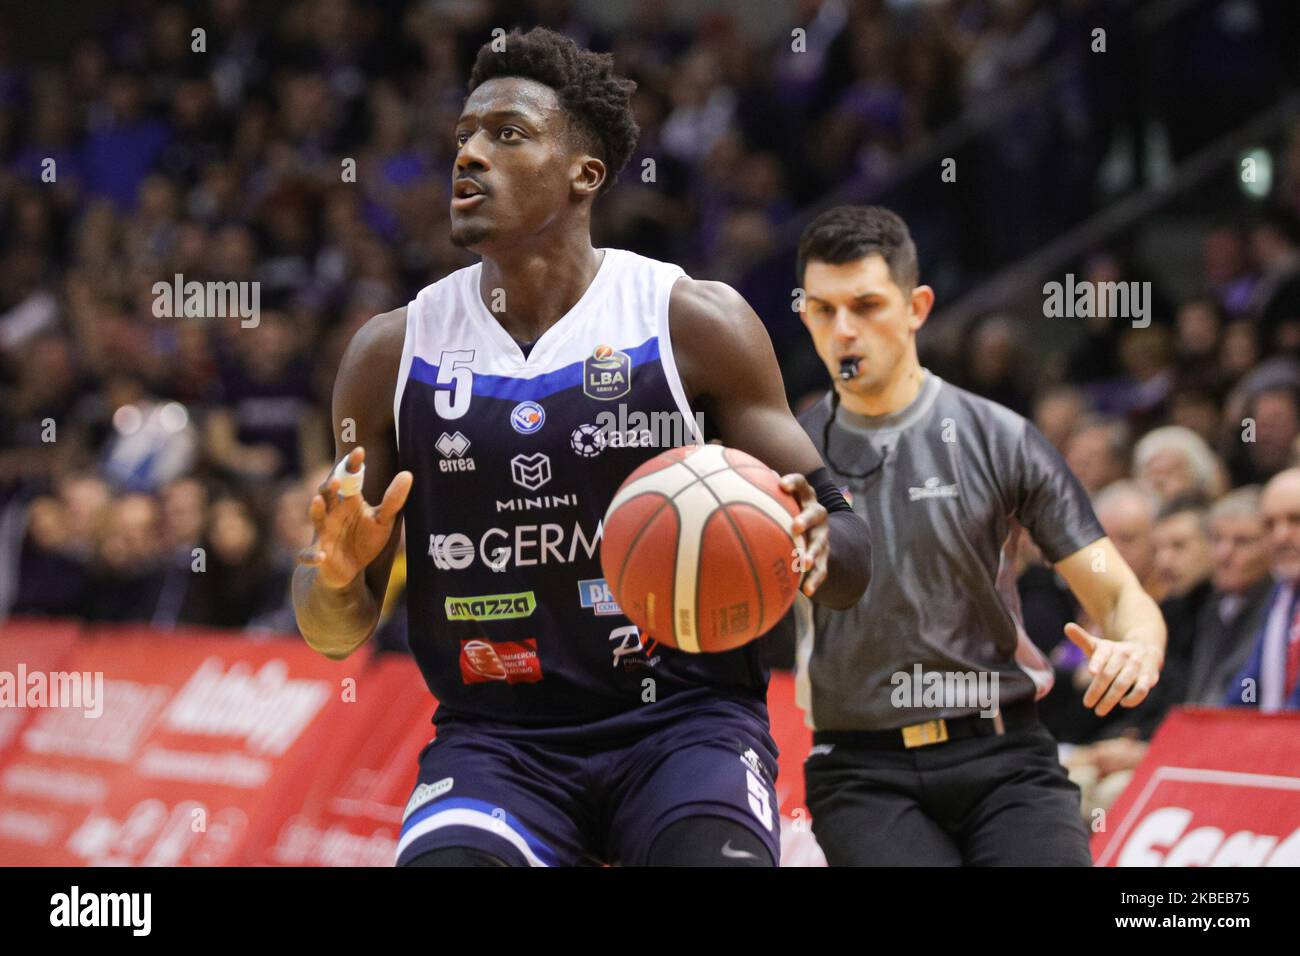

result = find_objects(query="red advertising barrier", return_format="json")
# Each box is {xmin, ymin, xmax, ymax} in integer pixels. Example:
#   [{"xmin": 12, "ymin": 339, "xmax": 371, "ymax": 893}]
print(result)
[
  {"xmin": 1092, "ymin": 707, "xmax": 1300, "ymax": 866},
  {"xmin": 0, "ymin": 622, "xmax": 819, "ymax": 865},
  {"xmin": 0, "ymin": 619, "xmax": 79, "ymax": 759},
  {"xmin": 252, "ymin": 653, "xmax": 437, "ymax": 867},
  {"xmin": 767, "ymin": 670, "xmax": 823, "ymax": 865},
  {"xmin": 0, "ymin": 626, "xmax": 368, "ymax": 865}
]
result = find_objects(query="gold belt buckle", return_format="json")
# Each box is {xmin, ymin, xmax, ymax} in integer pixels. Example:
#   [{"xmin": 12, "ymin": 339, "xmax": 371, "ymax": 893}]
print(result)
[{"xmin": 901, "ymin": 718, "xmax": 949, "ymax": 748}]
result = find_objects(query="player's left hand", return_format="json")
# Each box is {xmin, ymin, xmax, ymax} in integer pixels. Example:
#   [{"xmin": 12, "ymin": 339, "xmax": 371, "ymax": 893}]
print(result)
[
  {"xmin": 781, "ymin": 473, "xmax": 828, "ymax": 597},
  {"xmin": 1064, "ymin": 622, "xmax": 1162, "ymax": 717}
]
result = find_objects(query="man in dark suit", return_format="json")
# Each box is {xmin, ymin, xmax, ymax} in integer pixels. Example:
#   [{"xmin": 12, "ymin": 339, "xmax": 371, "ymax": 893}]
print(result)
[
  {"xmin": 1187, "ymin": 487, "xmax": 1272, "ymax": 705},
  {"xmin": 1226, "ymin": 469, "xmax": 1300, "ymax": 711}
]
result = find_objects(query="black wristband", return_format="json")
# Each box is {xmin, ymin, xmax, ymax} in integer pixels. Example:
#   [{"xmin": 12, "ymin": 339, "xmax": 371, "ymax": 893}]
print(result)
[
  {"xmin": 805, "ymin": 465, "xmax": 853, "ymax": 514},
  {"xmin": 797, "ymin": 466, "xmax": 871, "ymax": 608}
]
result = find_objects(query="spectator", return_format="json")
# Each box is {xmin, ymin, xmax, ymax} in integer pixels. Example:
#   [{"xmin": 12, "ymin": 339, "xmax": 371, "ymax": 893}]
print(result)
[
  {"xmin": 1202, "ymin": 224, "xmax": 1257, "ymax": 319},
  {"xmin": 957, "ymin": 314, "xmax": 1032, "ymax": 416},
  {"xmin": 1225, "ymin": 467, "xmax": 1300, "ymax": 711},
  {"xmin": 1249, "ymin": 206, "xmax": 1300, "ymax": 354},
  {"xmin": 1152, "ymin": 499, "xmax": 1214, "ymax": 607},
  {"xmin": 1065, "ymin": 414, "xmax": 1130, "ymax": 495},
  {"xmin": 79, "ymin": 73, "xmax": 171, "ymax": 211},
  {"xmin": 1187, "ymin": 487, "xmax": 1272, "ymax": 705},
  {"xmin": 151, "ymin": 477, "xmax": 211, "ymax": 628},
  {"xmin": 1032, "ymin": 384, "xmax": 1085, "ymax": 452},
  {"xmin": 1220, "ymin": 319, "xmax": 1261, "ymax": 383},
  {"xmin": 1231, "ymin": 385, "xmax": 1300, "ymax": 486},
  {"xmin": 11, "ymin": 496, "xmax": 89, "ymax": 617},
  {"xmin": 1093, "ymin": 480, "xmax": 1161, "ymax": 599},
  {"xmin": 82, "ymin": 492, "xmax": 166, "ymax": 623},
  {"xmin": 1167, "ymin": 383, "xmax": 1221, "ymax": 448},
  {"xmin": 248, "ymin": 470, "xmax": 323, "ymax": 635},
  {"xmin": 178, "ymin": 493, "xmax": 281, "ymax": 630},
  {"xmin": 56, "ymin": 472, "xmax": 111, "ymax": 563},
  {"xmin": 1132, "ymin": 425, "xmax": 1225, "ymax": 506},
  {"xmin": 1173, "ymin": 296, "xmax": 1224, "ymax": 384},
  {"xmin": 203, "ymin": 311, "xmax": 328, "ymax": 484},
  {"xmin": 1140, "ymin": 498, "xmax": 1216, "ymax": 729}
]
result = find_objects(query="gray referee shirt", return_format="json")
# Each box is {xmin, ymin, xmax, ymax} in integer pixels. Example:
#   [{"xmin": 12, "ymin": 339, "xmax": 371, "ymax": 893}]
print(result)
[{"xmin": 788, "ymin": 370, "xmax": 1105, "ymax": 732}]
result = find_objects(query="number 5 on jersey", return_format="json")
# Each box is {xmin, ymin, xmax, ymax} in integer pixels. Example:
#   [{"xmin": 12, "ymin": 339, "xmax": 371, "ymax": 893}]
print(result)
[{"xmin": 434, "ymin": 350, "xmax": 475, "ymax": 420}]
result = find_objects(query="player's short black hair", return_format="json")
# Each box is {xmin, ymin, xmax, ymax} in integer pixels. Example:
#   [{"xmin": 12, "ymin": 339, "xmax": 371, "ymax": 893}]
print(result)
[
  {"xmin": 797, "ymin": 205, "xmax": 919, "ymax": 292},
  {"xmin": 468, "ymin": 27, "xmax": 639, "ymax": 194}
]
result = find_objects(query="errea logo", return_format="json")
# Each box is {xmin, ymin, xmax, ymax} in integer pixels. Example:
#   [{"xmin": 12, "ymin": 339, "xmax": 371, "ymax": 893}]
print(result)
[
  {"xmin": 908, "ymin": 476, "xmax": 958, "ymax": 501},
  {"xmin": 435, "ymin": 431, "xmax": 476, "ymax": 472}
]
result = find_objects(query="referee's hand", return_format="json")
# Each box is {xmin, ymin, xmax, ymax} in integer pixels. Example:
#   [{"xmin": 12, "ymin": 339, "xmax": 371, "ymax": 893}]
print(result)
[{"xmin": 1064, "ymin": 622, "xmax": 1161, "ymax": 717}]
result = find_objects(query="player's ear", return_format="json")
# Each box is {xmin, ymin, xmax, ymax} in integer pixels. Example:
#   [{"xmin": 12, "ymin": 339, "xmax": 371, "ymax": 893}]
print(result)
[
  {"xmin": 572, "ymin": 155, "xmax": 606, "ymax": 198},
  {"xmin": 908, "ymin": 285, "xmax": 935, "ymax": 332}
]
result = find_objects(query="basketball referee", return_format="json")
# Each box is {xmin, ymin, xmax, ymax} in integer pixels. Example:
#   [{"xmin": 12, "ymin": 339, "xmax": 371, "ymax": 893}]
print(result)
[{"xmin": 785, "ymin": 206, "xmax": 1167, "ymax": 866}]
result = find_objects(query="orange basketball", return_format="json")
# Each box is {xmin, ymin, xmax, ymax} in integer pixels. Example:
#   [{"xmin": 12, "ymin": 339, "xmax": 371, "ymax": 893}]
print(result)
[{"xmin": 600, "ymin": 444, "xmax": 806, "ymax": 653}]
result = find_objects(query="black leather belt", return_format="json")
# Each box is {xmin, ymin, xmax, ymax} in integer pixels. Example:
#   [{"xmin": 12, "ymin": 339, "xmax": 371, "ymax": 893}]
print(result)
[{"xmin": 812, "ymin": 698, "xmax": 1039, "ymax": 751}]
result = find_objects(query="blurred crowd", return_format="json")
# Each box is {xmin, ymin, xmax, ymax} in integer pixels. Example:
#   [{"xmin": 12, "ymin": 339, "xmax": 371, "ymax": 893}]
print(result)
[{"xmin": 1, "ymin": 0, "xmax": 1299, "ymax": 808}]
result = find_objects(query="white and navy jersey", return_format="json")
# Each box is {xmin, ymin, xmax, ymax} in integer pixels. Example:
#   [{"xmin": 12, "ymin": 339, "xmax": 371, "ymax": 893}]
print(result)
[{"xmin": 394, "ymin": 248, "xmax": 769, "ymax": 727}]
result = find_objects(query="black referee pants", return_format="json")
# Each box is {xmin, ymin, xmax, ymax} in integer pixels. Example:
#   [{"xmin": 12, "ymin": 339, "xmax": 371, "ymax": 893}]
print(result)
[{"xmin": 805, "ymin": 721, "xmax": 1093, "ymax": 866}]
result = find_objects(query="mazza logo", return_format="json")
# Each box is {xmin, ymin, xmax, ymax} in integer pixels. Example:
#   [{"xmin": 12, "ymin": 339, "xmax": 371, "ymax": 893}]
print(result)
[
  {"xmin": 583, "ymin": 344, "xmax": 631, "ymax": 400},
  {"xmin": 445, "ymin": 591, "xmax": 537, "ymax": 621},
  {"xmin": 578, "ymin": 578, "xmax": 622, "ymax": 616}
]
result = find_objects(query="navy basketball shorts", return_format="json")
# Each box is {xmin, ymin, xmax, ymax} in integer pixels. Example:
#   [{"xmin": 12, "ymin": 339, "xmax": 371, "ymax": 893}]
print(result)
[{"xmin": 395, "ymin": 697, "xmax": 782, "ymax": 866}]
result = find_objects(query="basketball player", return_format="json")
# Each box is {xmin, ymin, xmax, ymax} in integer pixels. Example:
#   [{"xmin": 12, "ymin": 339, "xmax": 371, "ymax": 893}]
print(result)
[
  {"xmin": 291, "ymin": 29, "xmax": 871, "ymax": 867},
  {"xmin": 788, "ymin": 206, "xmax": 1166, "ymax": 865}
]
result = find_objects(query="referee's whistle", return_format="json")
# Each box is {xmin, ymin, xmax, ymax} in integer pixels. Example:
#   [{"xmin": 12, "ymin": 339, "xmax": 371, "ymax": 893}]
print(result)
[{"xmin": 838, "ymin": 357, "xmax": 859, "ymax": 380}]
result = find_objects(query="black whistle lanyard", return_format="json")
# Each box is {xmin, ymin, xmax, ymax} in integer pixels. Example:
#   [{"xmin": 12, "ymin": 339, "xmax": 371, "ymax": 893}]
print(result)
[{"xmin": 821, "ymin": 388, "xmax": 887, "ymax": 482}]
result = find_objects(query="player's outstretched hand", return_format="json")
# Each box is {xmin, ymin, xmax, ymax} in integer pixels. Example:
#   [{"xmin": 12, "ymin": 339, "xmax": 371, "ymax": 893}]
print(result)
[
  {"xmin": 1064, "ymin": 622, "xmax": 1162, "ymax": 717},
  {"xmin": 781, "ymin": 473, "xmax": 828, "ymax": 597},
  {"xmin": 299, "ymin": 447, "xmax": 413, "ymax": 590}
]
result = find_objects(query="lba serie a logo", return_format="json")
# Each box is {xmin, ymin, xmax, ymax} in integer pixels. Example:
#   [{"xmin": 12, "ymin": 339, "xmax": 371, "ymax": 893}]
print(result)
[{"xmin": 583, "ymin": 344, "xmax": 631, "ymax": 400}]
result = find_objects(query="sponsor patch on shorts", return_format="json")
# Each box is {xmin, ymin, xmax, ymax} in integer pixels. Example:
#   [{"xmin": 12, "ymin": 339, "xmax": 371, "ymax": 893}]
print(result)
[{"xmin": 403, "ymin": 776, "xmax": 454, "ymax": 821}]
